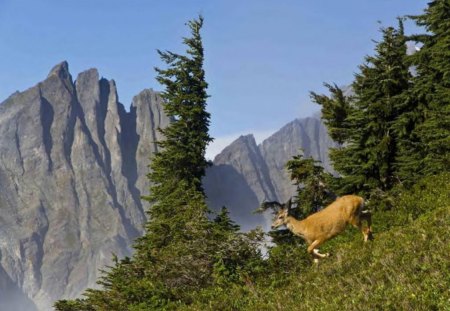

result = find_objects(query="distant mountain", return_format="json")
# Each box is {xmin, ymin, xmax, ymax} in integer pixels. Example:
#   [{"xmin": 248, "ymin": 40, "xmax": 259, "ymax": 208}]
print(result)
[
  {"xmin": 205, "ymin": 116, "xmax": 337, "ymax": 231},
  {"xmin": 204, "ymin": 134, "xmax": 276, "ymax": 231},
  {"xmin": 0, "ymin": 62, "xmax": 336, "ymax": 310}
]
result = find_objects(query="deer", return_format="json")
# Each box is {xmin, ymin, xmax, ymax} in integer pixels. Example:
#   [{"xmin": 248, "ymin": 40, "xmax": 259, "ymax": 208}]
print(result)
[{"xmin": 269, "ymin": 195, "xmax": 373, "ymax": 263}]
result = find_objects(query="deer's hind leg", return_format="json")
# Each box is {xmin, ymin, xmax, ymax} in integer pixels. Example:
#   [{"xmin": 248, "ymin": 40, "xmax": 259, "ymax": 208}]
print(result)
[
  {"xmin": 360, "ymin": 210, "xmax": 373, "ymax": 241},
  {"xmin": 350, "ymin": 212, "xmax": 373, "ymax": 242}
]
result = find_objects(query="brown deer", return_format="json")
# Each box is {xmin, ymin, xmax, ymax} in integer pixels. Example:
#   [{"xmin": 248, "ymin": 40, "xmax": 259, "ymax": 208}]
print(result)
[{"xmin": 270, "ymin": 195, "xmax": 373, "ymax": 263}]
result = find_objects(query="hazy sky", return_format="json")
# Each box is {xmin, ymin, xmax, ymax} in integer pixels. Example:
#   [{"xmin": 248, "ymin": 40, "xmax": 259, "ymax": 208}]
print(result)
[{"xmin": 0, "ymin": 1, "xmax": 428, "ymax": 158}]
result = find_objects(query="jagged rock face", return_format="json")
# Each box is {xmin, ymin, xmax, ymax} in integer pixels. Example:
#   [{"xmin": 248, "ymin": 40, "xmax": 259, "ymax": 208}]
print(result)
[
  {"xmin": 259, "ymin": 117, "xmax": 337, "ymax": 202},
  {"xmin": 205, "ymin": 117, "xmax": 336, "ymax": 231},
  {"xmin": 0, "ymin": 62, "xmax": 170, "ymax": 311},
  {"xmin": 204, "ymin": 135, "xmax": 275, "ymax": 231}
]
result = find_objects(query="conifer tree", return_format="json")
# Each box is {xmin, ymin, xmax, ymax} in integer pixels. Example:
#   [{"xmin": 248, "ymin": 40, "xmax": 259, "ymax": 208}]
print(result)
[
  {"xmin": 403, "ymin": 0, "xmax": 450, "ymax": 177},
  {"xmin": 312, "ymin": 22, "xmax": 411, "ymax": 194},
  {"xmin": 150, "ymin": 17, "xmax": 212, "ymax": 192},
  {"xmin": 211, "ymin": 207, "xmax": 263, "ymax": 286},
  {"xmin": 129, "ymin": 15, "xmax": 214, "ymax": 303},
  {"xmin": 214, "ymin": 206, "xmax": 240, "ymax": 232},
  {"xmin": 286, "ymin": 152, "xmax": 336, "ymax": 216},
  {"xmin": 55, "ymin": 17, "xmax": 264, "ymax": 311},
  {"xmin": 55, "ymin": 16, "xmax": 216, "ymax": 310}
]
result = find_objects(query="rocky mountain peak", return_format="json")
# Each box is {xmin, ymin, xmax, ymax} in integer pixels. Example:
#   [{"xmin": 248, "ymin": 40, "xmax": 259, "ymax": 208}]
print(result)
[
  {"xmin": 47, "ymin": 60, "xmax": 71, "ymax": 80},
  {"xmin": 214, "ymin": 134, "xmax": 256, "ymax": 164}
]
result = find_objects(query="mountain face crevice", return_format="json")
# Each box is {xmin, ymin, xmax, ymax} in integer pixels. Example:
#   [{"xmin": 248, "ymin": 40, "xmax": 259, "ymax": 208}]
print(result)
[
  {"xmin": 98, "ymin": 78, "xmax": 112, "ymax": 177},
  {"xmin": 39, "ymin": 96, "xmax": 55, "ymax": 172},
  {"xmin": 120, "ymin": 104, "xmax": 141, "ymax": 210},
  {"xmin": 14, "ymin": 122, "xmax": 25, "ymax": 175},
  {"xmin": 213, "ymin": 134, "xmax": 276, "ymax": 202}
]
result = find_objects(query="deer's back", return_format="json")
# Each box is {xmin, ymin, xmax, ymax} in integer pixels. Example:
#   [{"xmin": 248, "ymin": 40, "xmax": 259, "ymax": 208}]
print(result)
[{"xmin": 302, "ymin": 195, "xmax": 364, "ymax": 241}]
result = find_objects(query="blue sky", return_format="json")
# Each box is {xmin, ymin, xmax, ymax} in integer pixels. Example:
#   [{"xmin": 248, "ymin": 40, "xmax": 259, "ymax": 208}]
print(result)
[{"xmin": 0, "ymin": 0, "xmax": 428, "ymax": 158}]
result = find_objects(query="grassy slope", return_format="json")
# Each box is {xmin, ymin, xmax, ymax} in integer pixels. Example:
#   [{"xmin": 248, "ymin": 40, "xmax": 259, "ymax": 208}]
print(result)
[
  {"xmin": 184, "ymin": 174, "xmax": 450, "ymax": 311},
  {"xmin": 248, "ymin": 205, "xmax": 450, "ymax": 311}
]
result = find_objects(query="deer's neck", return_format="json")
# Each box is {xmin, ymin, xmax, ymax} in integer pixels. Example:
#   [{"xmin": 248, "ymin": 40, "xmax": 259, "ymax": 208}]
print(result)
[{"xmin": 285, "ymin": 216, "xmax": 307, "ymax": 237}]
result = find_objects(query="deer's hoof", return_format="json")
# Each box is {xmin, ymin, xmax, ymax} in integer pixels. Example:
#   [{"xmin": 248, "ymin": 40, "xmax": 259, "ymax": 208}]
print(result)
[{"xmin": 364, "ymin": 233, "xmax": 374, "ymax": 242}]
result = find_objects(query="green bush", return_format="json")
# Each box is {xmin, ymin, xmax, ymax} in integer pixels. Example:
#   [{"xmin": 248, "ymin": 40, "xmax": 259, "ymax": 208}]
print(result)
[{"xmin": 373, "ymin": 172, "xmax": 450, "ymax": 232}]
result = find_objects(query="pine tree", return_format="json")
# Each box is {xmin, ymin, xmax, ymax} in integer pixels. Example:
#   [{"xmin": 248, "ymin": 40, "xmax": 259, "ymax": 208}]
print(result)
[
  {"xmin": 285, "ymin": 152, "xmax": 336, "ymax": 216},
  {"xmin": 55, "ymin": 17, "xmax": 265, "ymax": 310},
  {"xmin": 151, "ymin": 16, "xmax": 212, "ymax": 193},
  {"xmin": 55, "ymin": 16, "xmax": 216, "ymax": 310},
  {"xmin": 404, "ymin": 0, "xmax": 450, "ymax": 177},
  {"xmin": 211, "ymin": 207, "xmax": 264, "ymax": 286},
  {"xmin": 129, "ymin": 15, "xmax": 215, "ymax": 303},
  {"xmin": 214, "ymin": 206, "xmax": 240, "ymax": 232},
  {"xmin": 312, "ymin": 22, "xmax": 411, "ymax": 194}
]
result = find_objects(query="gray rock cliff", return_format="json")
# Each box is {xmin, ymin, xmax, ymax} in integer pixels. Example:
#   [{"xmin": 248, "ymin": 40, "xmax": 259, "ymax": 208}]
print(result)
[
  {"xmin": 0, "ymin": 62, "xmax": 169, "ymax": 310},
  {"xmin": 204, "ymin": 135, "xmax": 275, "ymax": 231},
  {"xmin": 259, "ymin": 117, "xmax": 337, "ymax": 202}
]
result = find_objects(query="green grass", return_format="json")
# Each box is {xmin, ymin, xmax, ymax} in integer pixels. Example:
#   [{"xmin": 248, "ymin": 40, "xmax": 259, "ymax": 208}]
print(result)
[{"xmin": 181, "ymin": 173, "xmax": 450, "ymax": 311}]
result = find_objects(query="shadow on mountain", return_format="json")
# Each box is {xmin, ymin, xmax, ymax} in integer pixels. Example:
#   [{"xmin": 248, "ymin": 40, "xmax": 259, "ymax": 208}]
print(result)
[
  {"xmin": 204, "ymin": 164, "xmax": 265, "ymax": 232},
  {"xmin": 0, "ymin": 264, "xmax": 38, "ymax": 311}
]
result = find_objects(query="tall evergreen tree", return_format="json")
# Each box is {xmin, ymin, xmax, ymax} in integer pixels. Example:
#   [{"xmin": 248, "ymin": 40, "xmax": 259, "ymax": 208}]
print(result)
[
  {"xmin": 126, "ymin": 15, "xmax": 215, "ymax": 303},
  {"xmin": 55, "ymin": 17, "xmax": 264, "ymax": 311},
  {"xmin": 55, "ymin": 16, "xmax": 216, "ymax": 310},
  {"xmin": 312, "ymin": 22, "xmax": 411, "ymax": 194},
  {"xmin": 404, "ymin": 0, "xmax": 450, "ymax": 176},
  {"xmin": 151, "ymin": 16, "xmax": 212, "ymax": 192}
]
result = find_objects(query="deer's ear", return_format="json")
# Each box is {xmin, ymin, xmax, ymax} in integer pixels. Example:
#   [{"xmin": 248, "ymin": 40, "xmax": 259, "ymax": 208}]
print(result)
[
  {"xmin": 285, "ymin": 198, "xmax": 294, "ymax": 215},
  {"xmin": 287, "ymin": 198, "xmax": 292, "ymax": 209}
]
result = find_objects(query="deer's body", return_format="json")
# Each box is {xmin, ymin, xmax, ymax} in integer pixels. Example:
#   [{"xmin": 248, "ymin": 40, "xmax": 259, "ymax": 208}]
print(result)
[{"xmin": 272, "ymin": 195, "xmax": 372, "ymax": 262}]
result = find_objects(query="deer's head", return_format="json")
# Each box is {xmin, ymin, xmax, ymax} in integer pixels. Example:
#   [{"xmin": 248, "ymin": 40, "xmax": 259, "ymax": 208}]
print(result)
[
  {"xmin": 271, "ymin": 208, "xmax": 289, "ymax": 229},
  {"xmin": 271, "ymin": 199, "xmax": 292, "ymax": 229}
]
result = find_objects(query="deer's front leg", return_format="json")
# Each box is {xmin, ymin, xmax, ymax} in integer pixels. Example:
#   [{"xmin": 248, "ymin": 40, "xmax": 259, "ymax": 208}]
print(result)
[
  {"xmin": 313, "ymin": 249, "xmax": 330, "ymax": 258},
  {"xmin": 307, "ymin": 240, "xmax": 330, "ymax": 263}
]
